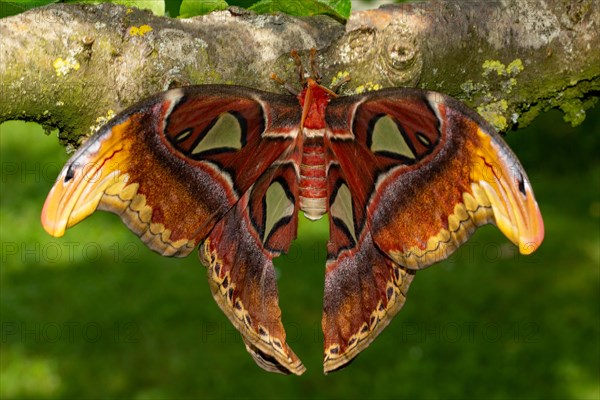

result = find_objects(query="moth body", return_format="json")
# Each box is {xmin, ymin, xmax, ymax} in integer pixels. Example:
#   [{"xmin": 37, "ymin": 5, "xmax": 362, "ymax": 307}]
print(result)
[{"xmin": 297, "ymin": 79, "xmax": 334, "ymax": 220}]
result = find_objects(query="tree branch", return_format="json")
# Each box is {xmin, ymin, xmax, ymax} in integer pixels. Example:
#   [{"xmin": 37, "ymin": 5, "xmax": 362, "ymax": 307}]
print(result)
[{"xmin": 1, "ymin": 0, "xmax": 598, "ymax": 147}]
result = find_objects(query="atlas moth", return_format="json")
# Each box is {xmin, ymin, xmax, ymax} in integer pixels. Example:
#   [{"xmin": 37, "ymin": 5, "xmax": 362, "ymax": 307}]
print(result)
[{"xmin": 41, "ymin": 49, "xmax": 544, "ymax": 375}]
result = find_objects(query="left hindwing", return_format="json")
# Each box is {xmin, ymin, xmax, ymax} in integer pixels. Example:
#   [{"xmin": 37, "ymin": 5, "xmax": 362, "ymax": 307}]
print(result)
[
  {"xmin": 321, "ymin": 88, "xmax": 544, "ymax": 372},
  {"xmin": 201, "ymin": 160, "xmax": 305, "ymax": 375}
]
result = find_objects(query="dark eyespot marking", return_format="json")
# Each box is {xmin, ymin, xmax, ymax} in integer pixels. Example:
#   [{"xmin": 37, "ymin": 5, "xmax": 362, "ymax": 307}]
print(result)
[
  {"xmin": 65, "ymin": 164, "xmax": 76, "ymax": 182},
  {"xmin": 386, "ymin": 286, "xmax": 394, "ymax": 300},
  {"xmin": 517, "ymin": 173, "xmax": 526, "ymax": 196}
]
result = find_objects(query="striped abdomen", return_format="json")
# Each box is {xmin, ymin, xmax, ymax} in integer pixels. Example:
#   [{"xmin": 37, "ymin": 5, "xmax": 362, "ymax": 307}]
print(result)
[{"xmin": 299, "ymin": 135, "xmax": 327, "ymax": 220}]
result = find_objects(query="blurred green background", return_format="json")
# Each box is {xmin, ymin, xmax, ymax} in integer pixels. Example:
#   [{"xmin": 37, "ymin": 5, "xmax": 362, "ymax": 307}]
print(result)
[
  {"xmin": 0, "ymin": 0, "xmax": 599, "ymax": 394},
  {"xmin": 2, "ymin": 104, "xmax": 599, "ymax": 398}
]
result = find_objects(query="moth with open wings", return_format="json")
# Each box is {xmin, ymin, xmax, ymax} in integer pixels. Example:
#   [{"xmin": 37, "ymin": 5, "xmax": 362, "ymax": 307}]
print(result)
[{"xmin": 41, "ymin": 61, "xmax": 544, "ymax": 375}]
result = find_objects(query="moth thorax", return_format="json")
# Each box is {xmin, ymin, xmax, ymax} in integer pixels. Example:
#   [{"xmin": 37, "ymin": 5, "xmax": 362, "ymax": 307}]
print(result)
[{"xmin": 299, "ymin": 136, "xmax": 327, "ymax": 220}]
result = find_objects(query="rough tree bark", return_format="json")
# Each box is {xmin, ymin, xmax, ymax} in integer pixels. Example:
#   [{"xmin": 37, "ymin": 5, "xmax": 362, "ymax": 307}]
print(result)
[{"xmin": 0, "ymin": 0, "xmax": 598, "ymax": 149}]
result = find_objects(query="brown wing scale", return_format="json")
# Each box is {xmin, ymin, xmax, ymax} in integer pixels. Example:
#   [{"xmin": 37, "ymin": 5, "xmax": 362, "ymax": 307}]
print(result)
[
  {"xmin": 42, "ymin": 86, "xmax": 299, "ymax": 256},
  {"xmin": 41, "ymin": 85, "xmax": 305, "ymax": 374},
  {"xmin": 41, "ymin": 81, "xmax": 544, "ymax": 376},
  {"xmin": 321, "ymin": 88, "xmax": 543, "ymax": 372},
  {"xmin": 201, "ymin": 161, "xmax": 305, "ymax": 375}
]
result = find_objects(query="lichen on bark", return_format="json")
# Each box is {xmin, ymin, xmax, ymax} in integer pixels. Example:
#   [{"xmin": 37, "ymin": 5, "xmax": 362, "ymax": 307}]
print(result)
[{"xmin": 0, "ymin": 0, "xmax": 598, "ymax": 148}]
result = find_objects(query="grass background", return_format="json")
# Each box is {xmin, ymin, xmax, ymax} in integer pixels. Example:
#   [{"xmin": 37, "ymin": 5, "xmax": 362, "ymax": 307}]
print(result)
[{"xmin": 1, "ymin": 106, "xmax": 599, "ymax": 398}]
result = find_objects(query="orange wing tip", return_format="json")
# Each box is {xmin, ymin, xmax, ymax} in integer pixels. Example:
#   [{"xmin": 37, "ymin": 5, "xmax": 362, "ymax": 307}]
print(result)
[
  {"xmin": 479, "ymin": 178, "xmax": 544, "ymax": 256},
  {"xmin": 41, "ymin": 120, "xmax": 133, "ymax": 238},
  {"xmin": 473, "ymin": 129, "xmax": 545, "ymax": 255},
  {"xmin": 517, "ymin": 196, "xmax": 544, "ymax": 255},
  {"xmin": 42, "ymin": 169, "xmax": 124, "ymax": 237},
  {"xmin": 41, "ymin": 185, "xmax": 68, "ymax": 237}
]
